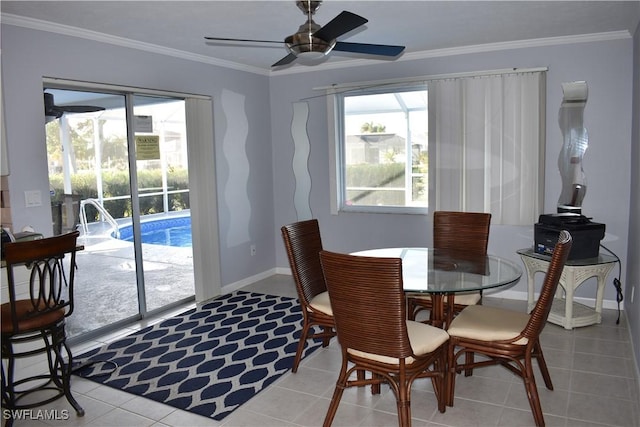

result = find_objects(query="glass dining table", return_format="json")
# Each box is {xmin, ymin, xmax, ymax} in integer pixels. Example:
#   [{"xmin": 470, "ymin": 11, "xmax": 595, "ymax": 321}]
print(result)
[{"xmin": 351, "ymin": 247, "xmax": 523, "ymax": 328}]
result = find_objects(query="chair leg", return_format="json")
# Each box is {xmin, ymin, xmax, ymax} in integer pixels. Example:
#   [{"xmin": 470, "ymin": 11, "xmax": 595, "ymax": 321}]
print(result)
[
  {"xmin": 463, "ymin": 351, "xmax": 474, "ymax": 377},
  {"xmin": 323, "ymin": 361, "xmax": 349, "ymax": 427},
  {"xmin": 370, "ymin": 372, "xmax": 381, "ymax": 394},
  {"xmin": 292, "ymin": 322, "xmax": 311, "ymax": 373},
  {"xmin": 42, "ymin": 327, "xmax": 85, "ymax": 417},
  {"xmin": 395, "ymin": 383, "xmax": 412, "ymax": 427},
  {"xmin": 1, "ymin": 353, "xmax": 16, "ymax": 427},
  {"xmin": 52, "ymin": 338, "xmax": 85, "ymax": 416},
  {"xmin": 523, "ymin": 353, "xmax": 545, "ymax": 427},
  {"xmin": 321, "ymin": 326, "xmax": 332, "ymax": 347},
  {"xmin": 1, "ymin": 326, "xmax": 85, "ymax": 423},
  {"xmin": 445, "ymin": 342, "xmax": 457, "ymax": 407},
  {"xmin": 432, "ymin": 350, "xmax": 447, "ymax": 413},
  {"xmin": 532, "ymin": 340, "xmax": 553, "ymax": 390}
]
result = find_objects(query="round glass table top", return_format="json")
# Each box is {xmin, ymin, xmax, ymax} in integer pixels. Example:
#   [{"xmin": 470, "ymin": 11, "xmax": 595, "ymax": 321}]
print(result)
[{"xmin": 351, "ymin": 247, "xmax": 523, "ymax": 294}]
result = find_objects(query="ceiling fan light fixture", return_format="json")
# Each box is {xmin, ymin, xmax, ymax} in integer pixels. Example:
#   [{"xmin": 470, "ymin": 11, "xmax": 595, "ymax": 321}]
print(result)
[
  {"xmin": 295, "ymin": 50, "xmax": 328, "ymax": 62},
  {"xmin": 286, "ymin": 38, "xmax": 335, "ymax": 61}
]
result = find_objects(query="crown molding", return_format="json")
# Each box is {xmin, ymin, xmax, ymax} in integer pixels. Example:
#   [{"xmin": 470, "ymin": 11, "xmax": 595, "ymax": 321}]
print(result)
[
  {"xmin": 2, "ymin": 13, "xmax": 631, "ymax": 77},
  {"xmin": 1, "ymin": 13, "xmax": 271, "ymax": 76},
  {"xmin": 271, "ymin": 30, "xmax": 632, "ymax": 76}
]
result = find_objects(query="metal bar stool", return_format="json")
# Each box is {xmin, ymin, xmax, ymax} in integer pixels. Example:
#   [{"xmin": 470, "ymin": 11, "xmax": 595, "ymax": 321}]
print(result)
[{"xmin": 1, "ymin": 231, "xmax": 84, "ymax": 426}]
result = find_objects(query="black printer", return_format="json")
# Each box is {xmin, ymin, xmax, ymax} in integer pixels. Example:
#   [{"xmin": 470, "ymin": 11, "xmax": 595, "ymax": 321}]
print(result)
[{"xmin": 534, "ymin": 213, "xmax": 605, "ymax": 260}]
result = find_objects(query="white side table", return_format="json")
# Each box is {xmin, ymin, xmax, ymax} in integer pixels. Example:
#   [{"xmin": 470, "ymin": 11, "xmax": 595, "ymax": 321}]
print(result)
[{"xmin": 517, "ymin": 248, "xmax": 618, "ymax": 330}]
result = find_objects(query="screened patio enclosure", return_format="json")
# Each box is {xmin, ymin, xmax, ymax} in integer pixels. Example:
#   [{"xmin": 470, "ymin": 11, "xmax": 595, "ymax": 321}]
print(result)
[{"xmin": 340, "ymin": 87, "xmax": 429, "ymax": 210}]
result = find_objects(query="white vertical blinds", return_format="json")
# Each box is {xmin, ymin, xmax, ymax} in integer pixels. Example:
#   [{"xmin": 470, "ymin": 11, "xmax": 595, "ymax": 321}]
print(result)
[
  {"xmin": 185, "ymin": 97, "xmax": 221, "ymax": 302},
  {"xmin": 430, "ymin": 71, "xmax": 546, "ymax": 225}
]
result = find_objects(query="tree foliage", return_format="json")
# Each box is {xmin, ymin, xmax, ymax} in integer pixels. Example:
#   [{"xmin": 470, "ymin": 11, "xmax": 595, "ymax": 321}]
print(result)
[
  {"xmin": 50, "ymin": 168, "xmax": 190, "ymax": 222},
  {"xmin": 360, "ymin": 121, "xmax": 387, "ymax": 133}
]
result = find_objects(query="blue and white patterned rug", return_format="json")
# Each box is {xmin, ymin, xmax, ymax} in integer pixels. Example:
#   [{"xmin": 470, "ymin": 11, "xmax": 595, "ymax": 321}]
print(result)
[{"xmin": 73, "ymin": 291, "xmax": 321, "ymax": 420}]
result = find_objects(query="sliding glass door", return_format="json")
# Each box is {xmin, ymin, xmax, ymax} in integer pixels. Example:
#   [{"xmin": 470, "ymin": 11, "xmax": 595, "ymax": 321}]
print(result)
[
  {"xmin": 45, "ymin": 86, "xmax": 195, "ymax": 340},
  {"xmin": 130, "ymin": 95, "xmax": 194, "ymax": 313}
]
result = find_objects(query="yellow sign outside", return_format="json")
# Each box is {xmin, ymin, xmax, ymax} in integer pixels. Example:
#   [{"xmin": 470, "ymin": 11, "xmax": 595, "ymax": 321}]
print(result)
[{"xmin": 135, "ymin": 135, "xmax": 160, "ymax": 160}]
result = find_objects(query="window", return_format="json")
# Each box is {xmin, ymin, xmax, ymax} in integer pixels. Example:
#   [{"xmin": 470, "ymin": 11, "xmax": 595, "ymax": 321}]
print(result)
[
  {"xmin": 334, "ymin": 86, "xmax": 429, "ymax": 214},
  {"xmin": 329, "ymin": 69, "xmax": 546, "ymax": 225}
]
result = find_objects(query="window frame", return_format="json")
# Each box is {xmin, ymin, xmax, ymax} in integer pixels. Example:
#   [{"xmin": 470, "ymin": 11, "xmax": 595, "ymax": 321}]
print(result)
[{"xmin": 329, "ymin": 83, "xmax": 430, "ymax": 215}]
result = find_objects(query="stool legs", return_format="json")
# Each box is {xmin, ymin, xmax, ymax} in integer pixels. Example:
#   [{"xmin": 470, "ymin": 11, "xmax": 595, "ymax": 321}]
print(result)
[{"xmin": 1, "ymin": 324, "xmax": 84, "ymax": 426}]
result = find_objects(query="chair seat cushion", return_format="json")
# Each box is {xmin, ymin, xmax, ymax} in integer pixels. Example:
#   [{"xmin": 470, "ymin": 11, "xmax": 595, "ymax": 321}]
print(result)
[
  {"xmin": 1, "ymin": 301, "xmax": 66, "ymax": 335},
  {"xmin": 410, "ymin": 292, "xmax": 481, "ymax": 306},
  {"xmin": 308, "ymin": 291, "xmax": 333, "ymax": 316},
  {"xmin": 447, "ymin": 305, "xmax": 530, "ymax": 345},
  {"xmin": 348, "ymin": 320, "xmax": 449, "ymax": 365}
]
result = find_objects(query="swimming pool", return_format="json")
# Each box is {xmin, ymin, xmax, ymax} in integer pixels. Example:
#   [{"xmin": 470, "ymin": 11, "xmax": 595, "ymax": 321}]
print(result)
[{"xmin": 115, "ymin": 216, "xmax": 192, "ymax": 247}]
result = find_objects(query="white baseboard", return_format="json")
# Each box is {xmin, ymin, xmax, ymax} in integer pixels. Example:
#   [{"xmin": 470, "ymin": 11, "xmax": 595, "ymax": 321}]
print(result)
[
  {"xmin": 484, "ymin": 288, "xmax": 623, "ymax": 311},
  {"xmin": 221, "ymin": 268, "xmax": 279, "ymax": 295},
  {"xmin": 275, "ymin": 267, "xmax": 292, "ymax": 275}
]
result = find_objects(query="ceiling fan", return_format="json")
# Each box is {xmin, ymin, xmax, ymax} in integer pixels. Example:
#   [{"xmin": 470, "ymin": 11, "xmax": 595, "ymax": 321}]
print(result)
[
  {"xmin": 204, "ymin": 0, "xmax": 405, "ymax": 67},
  {"xmin": 44, "ymin": 92, "xmax": 105, "ymax": 122}
]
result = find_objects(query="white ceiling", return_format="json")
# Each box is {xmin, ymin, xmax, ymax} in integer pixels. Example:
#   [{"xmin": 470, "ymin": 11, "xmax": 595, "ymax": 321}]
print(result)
[{"xmin": 2, "ymin": 1, "xmax": 639, "ymax": 74}]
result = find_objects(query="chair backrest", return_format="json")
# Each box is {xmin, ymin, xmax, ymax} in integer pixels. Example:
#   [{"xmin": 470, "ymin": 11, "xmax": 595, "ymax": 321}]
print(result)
[
  {"xmin": 281, "ymin": 219, "xmax": 326, "ymax": 306},
  {"xmin": 433, "ymin": 211, "xmax": 491, "ymax": 255},
  {"xmin": 319, "ymin": 250, "xmax": 413, "ymax": 359},
  {"xmin": 523, "ymin": 230, "xmax": 572, "ymax": 339},
  {"xmin": 3, "ymin": 231, "xmax": 80, "ymax": 334}
]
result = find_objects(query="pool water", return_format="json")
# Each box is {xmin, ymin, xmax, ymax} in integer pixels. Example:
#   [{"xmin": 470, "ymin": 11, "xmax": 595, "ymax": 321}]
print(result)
[{"xmin": 116, "ymin": 216, "xmax": 192, "ymax": 247}]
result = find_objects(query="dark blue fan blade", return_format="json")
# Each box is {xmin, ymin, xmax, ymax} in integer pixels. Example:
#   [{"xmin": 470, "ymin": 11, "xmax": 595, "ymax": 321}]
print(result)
[
  {"xmin": 333, "ymin": 42, "xmax": 405, "ymax": 57},
  {"xmin": 313, "ymin": 11, "xmax": 367, "ymax": 41},
  {"xmin": 272, "ymin": 53, "xmax": 297, "ymax": 67},
  {"xmin": 61, "ymin": 105, "xmax": 105, "ymax": 113}
]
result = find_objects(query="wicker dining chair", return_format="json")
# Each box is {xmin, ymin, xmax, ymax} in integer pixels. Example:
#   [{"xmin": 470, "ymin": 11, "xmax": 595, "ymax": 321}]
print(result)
[
  {"xmin": 319, "ymin": 250, "xmax": 449, "ymax": 427},
  {"xmin": 446, "ymin": 230, "xmax": 572, "ymax": 427},
  {"xmin": 407, "ymin": 211, "xmax": 491, "ymax": 324},
  {"xmin": 1, "ymin": 231, "xmax": 84, "ymax": 427},
  {"xmin": 281, "ymin": 219, "xmax": 336, "ymax": 373}
]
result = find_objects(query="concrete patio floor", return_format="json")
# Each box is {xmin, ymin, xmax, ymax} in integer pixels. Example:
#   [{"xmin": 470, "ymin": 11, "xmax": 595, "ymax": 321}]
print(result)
[{"xmin": 67, "ymin": 221, "xmax": 195, "ymax": 339}]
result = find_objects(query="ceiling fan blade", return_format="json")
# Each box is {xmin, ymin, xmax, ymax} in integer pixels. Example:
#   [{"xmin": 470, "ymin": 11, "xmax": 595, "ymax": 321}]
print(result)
[
  {"xmin": 272, "ymin": 53, "xmax": 297, "ymax": 67},
  {"xmin": 62, "ymin": 105, "xmax": 105, "ymax": 113},
  {"xmin": 313, "ymin": 11, "xmax": 368, "ymax": 42},
  {"xmin": 45, "ymin": 108, "xmax": 64, "ymax": 119},
  {"xmin": 205, "ymin": 36, "xmax": 284, "ymax": 44},
  {"xmin": 333, "ymin": 41, "xmax": 405, "ymax": 57},
  {"xmin": 44, "ymin": 93, "xmax": 105, "ymax": 116}
]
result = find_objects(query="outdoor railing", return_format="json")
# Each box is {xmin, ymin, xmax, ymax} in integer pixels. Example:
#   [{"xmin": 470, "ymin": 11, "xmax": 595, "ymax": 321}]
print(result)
[{"xmin": 79, "ymin": 198, "xmax": 120, "ymax": 238}]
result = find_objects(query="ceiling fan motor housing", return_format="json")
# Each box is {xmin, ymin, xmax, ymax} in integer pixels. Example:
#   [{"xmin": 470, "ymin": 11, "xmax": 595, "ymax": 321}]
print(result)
[{"xmin": 285, "ymin": 20, "xmax": 335, "ymax": 57}]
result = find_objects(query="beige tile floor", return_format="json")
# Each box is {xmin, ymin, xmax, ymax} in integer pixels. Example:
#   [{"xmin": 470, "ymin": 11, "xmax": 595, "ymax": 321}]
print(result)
[{"xmin": 4, "ymin": 274, "xmax": 639, "ymax": 427}]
